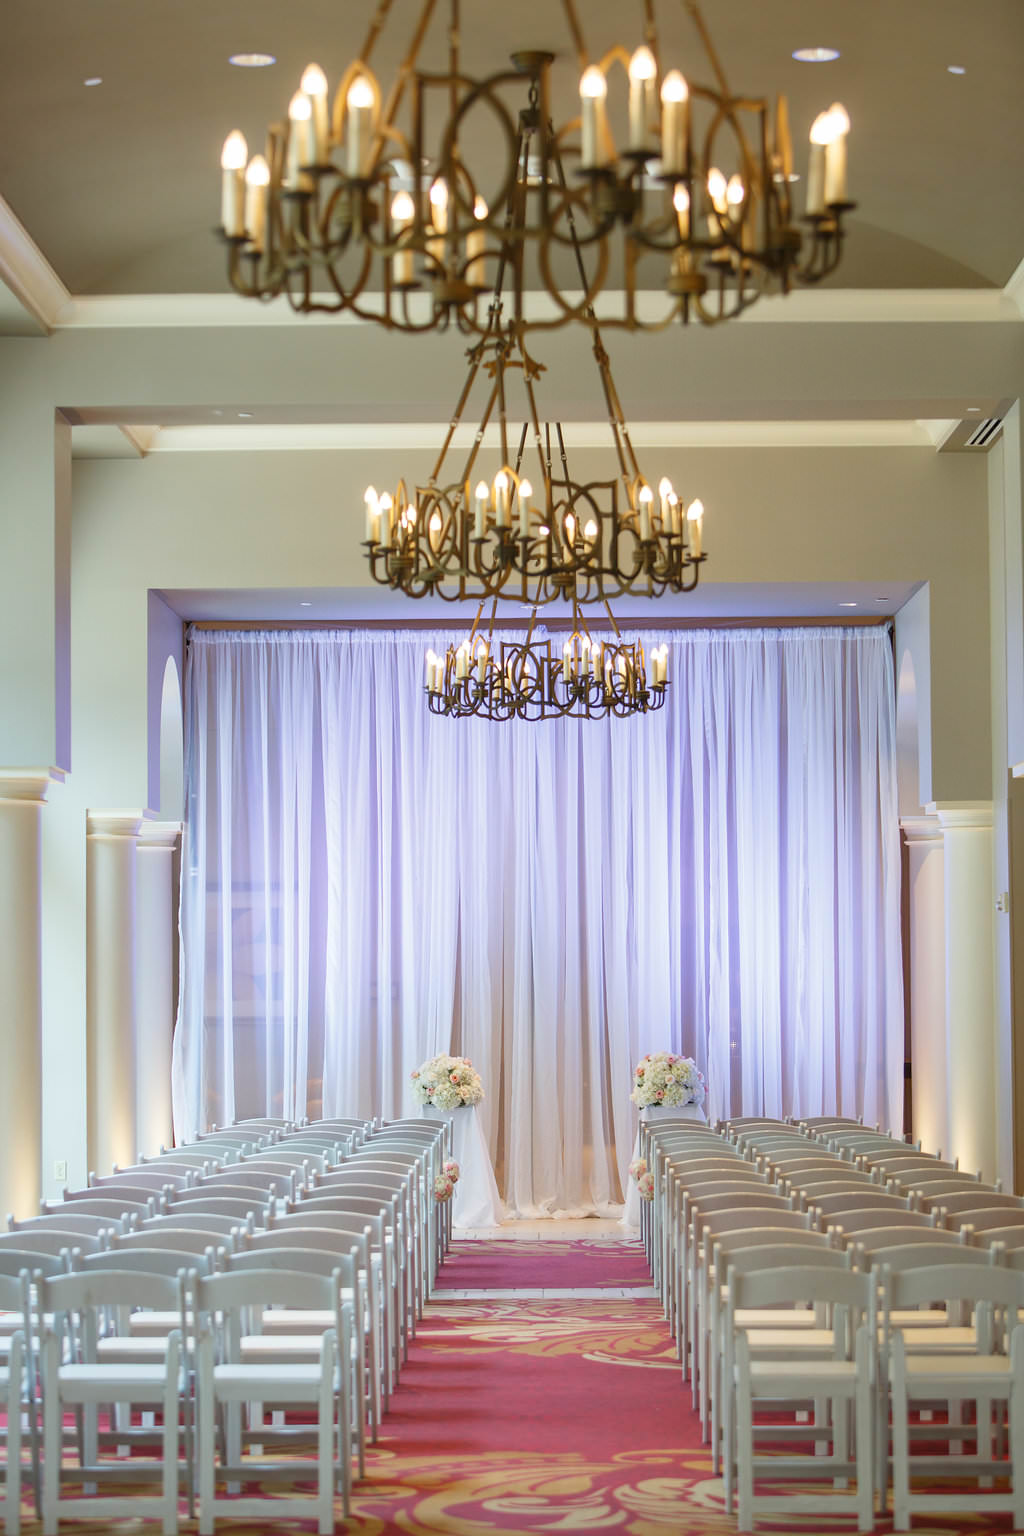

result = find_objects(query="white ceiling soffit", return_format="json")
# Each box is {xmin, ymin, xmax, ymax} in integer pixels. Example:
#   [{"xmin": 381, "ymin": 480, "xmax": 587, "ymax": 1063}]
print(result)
[
  {"xmin": 0, "ymin": 194, "xmax": 69, "ymax": 335},
  {"xmin": 70, "ymin": 418, "xmax": 944, "ymax": 458},
  {"xmin": 50, "ymin": 286, "xmax": 1024, "ymax": 330}
]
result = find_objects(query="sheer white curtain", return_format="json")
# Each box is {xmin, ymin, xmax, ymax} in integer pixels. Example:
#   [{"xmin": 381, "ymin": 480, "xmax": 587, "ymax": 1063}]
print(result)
[{"xmin": 173, "ymin": 625, "xmax": 903, "ymax": 1215}]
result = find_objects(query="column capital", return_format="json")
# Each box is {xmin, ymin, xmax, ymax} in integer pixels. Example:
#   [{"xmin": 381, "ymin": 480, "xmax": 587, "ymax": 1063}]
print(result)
[
  {"xmin": 137, "ymin": 820, "xmax": 182, "ymax": 851},
  {"xmin": 87, "ymin": 808, "xmax": 151, "ymax": 841},
  {"xmin": 0, "ymin": 767, "xmax": 64, "ymax": 804},
  {"xmin": 926, "ymin": 799, "xmax": 994, "ymax": 831},
  {"xmin": 900, "ymin": 813, "xmax": 943, "ymax": 845}
]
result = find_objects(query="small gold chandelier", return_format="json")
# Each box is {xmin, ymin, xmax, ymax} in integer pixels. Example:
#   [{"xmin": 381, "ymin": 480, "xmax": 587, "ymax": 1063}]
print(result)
[
  {"xmin": 362, "ymin": 313, "xmax": 705, "ymax": 603},
  {"xmin": 217, "ymin": 0, "xmax": 853, "ymax": 337},
  {"xmin": 425, "ymin": 601, "xmax": 669, "ymax": 722}
]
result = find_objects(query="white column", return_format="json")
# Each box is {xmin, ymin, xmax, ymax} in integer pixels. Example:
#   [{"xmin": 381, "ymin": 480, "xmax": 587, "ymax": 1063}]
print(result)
[
  {"xmin": 928, "ymin": 800, "xmax": 996, "ymax": 1181},
  {"xmin": 87, "ymin": 810, "xmax": 146, "ymax": 1175},
  {"xmin": 900, "ymin": 815, "xmax": 947, "ymax": 1158},
  {"xmin": 0, "ymin": 771, "xmax": 57, "ymax": 1218},
  {"xmin": 135, "ymin": 821, "xmax": 181, "ymax": 1158}
]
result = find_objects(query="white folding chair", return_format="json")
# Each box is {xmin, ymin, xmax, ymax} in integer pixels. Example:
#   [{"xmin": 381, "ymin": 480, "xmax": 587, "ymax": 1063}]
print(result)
[
  {"xmin": 191, "ymin": 1268, "xmax": 350, "ymax": 1532},
  {"xmin": 729, "ymin": 1266, "xmax": 875, "ymax": 1532},
  {"xmin": 37, "ymin": 1270, "xmax": 185, "ymax": 1535},
  {"xmin": 886, "ymin": 1263, "xmax": 1024, "ymax": 1530}
]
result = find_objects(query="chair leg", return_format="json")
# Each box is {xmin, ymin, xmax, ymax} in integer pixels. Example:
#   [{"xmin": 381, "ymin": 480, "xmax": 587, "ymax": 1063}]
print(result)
[
  {"xmin": 6, "ymin": 1370, "xmax": 22, "ymax": 1536},
  {"xmin": 40, "ymin": 1336, "xmax": 60, "ymax": 1536},
  {"xmin": 1010, "ymin": 1341, "xmax": 1024, "ymax": 1532},
  {"xmin": 735, "ymin": 1343, "xmax": 755, "ymax": 1534},
  {"xmin": 855, "ymin": 1331, "xmax": 874, "ymax": 1532},
  {"xmin": 196, "ymin": 1334, "xmax": 215, "ymax": 1536},
  {"xmin": 162, "ymin": 1343, "xmax": 180, "ymax": 1536},
  {"xmin": 890, "ymin": 1346, "xmax": 911, "ymax": 1531},
  {"xmin": 317, "ymin": 1338, "xmax": 335, "ymax": 1536}
]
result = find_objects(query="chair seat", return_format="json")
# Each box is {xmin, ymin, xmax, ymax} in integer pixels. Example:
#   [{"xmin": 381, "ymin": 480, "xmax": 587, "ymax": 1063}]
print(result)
[
  {"xmin": 890, "ymin": 1309, "xmax": 950, "ymax": 1327},
  {"xmin": 746, "ymin": 1357, "xmax": 859, "ymax": 1389},
  {"xmin": 97, "ymin": 1335, "xmax": 173, "ymax": 1359},
  {"xmin": 212, "ymin": 1361, "xmax": 326, "ymax": 1399},
  {"xmin": 733, "ymin": 1308, "xmax": 819, "ymax": 1329},
  {"xmin": 743, "ymin": 1328, "xmax": 838, "ymax": 1353},
  {"xmin": 898, "ymin": 1326, "xmax": 979, "ymax": 1351},
  {"xmin": 259, "ymin": 1300, "xmax": 355, "ymax": 1333},
  {"xmin": 129, "ymin": 1310, "xmax": 192, "ymax": 1335},
  {"xmin": 58, "ymin": 1362, "xmax": 171, "ymax": 1401},
  {"xmin": 904, "ymin": 1354, "xmax": 1012, "ymax": 1385}
]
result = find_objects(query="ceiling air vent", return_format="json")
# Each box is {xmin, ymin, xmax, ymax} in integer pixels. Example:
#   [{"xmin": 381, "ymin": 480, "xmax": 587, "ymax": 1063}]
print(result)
[{"xmin": 964, "ymin": 416, "xmax": 1004, "ymax": 449}]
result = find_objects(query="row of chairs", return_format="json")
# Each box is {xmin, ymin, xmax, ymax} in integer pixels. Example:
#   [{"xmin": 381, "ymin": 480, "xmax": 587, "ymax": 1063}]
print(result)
[
  {"xmin": 641, "ymin": 1113, "xmax": 1024, "ymax": 1531},
  {"xmin": 0, "ymin": 1112, "xmax": 453, "ymax": 1534}
]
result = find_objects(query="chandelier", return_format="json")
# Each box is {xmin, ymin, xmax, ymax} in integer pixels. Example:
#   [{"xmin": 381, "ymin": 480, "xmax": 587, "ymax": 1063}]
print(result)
[
  {"xmin": 425, "ymin": 602, "xmax": 669, "ymax": 721},
  {"xmin": 217, "ymin": 0, "xmax": 853, "ymax": 337},
  {"xmin": 362, "ymin": 302, "xmax": 705, "ymax": 603}
]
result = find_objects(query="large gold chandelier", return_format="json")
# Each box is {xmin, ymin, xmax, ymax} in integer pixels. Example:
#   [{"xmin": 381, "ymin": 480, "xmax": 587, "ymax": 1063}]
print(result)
[{"xmin": 218, "ymin": 0, "xmax": 853, "ymax": 336}]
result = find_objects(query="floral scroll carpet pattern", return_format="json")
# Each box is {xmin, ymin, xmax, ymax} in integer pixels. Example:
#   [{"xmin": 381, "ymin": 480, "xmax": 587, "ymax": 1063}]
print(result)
[{"xmin": 10, "ymin": 1231, "xmax": 1022, "ymax": 1533}]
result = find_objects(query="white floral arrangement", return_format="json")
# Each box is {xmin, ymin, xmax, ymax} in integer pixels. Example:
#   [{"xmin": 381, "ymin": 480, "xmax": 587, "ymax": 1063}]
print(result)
[
  {"xmin": 630, "ymin": 1051, "xmax": 705, "ymax": 1109},
  {"xmin": 443, "ymin": 1159, "xmax": 460, "ymax": 1183},
  {"xmin": 629, "ymin": 1156, "xmax": 647, "ymax": 1182},
  {"xmin": 434, "ymin": 1173, "xmax": 455, "ymax": 1203},
  {"xmin": 411, "ymin": 1053, "xmax": 484, "ymax": 1110},
  {"xmin": 636, "ymin": 1170, "xmax": 655, "ymax": 1201}
]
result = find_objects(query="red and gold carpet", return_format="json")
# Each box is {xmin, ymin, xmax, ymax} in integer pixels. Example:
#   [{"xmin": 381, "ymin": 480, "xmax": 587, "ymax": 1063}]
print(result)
[{"xmin": 9, "ymin": 1233, "xmax": 1020, "ymax": 1532}]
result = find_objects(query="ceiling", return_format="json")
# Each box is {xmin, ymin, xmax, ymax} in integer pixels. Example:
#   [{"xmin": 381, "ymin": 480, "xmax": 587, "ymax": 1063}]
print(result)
[{"xmin": 1, "ymin": 0, "xmax": 1022, "ymax": 298}]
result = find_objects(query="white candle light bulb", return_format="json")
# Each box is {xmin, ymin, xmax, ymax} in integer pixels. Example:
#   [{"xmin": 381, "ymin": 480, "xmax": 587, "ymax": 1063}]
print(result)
[
  {"xmin": 287, "ymin": 92, "xmax": 313, "ymax": 189},
  {"xmin": 806, "ymin": 110, "xmax": 832, "ymax": 215},
  {"xmin": 672, "ymin": 181, "xmax": 690, "ymax": 238},
  {"xmin": 628, "ymin": 46, "xmax": 657, "ymax": 152},
  {"xmin": 221, "ymin": 130, "xmax": 247, "ymax": 171},
  {"xmin": 726, "ymin": 174, "xmax": 745, "ymax": 218},
  {"xmin": 494, "ymin": 471, "xmax": 510, "ymax": 527},
  {"xmin": 687, "ymin": 496, "xmax": 704, "ymax": 559},
  {"xmin": 429, "ymin": 178, "xmax": 449, "ymax": 229},
  {"xmin": 220, "ymin": 131, "xmax": 248, "ymax": 235},
  {"xmin": 428, "ymin": 510, "xmax": 442, "ymax": 548},
  {"xmin": 660, "ymin": 71, "xmax": 689, "ymax": 176},
  {"xmin": 518, "ymin": 478, "xmax": 532, "ymax": 538},
  {"xmin": 390, "ymin": 189, "xmax": 415, "ymax": 284},
  {"xmin": 707, "ymin": 167, "xmax": 728, "ymax": 214},
  {"xmin": 364, "ymin": 485, "xmax": 379, "ymax": 542},
  {"xmin": 564, "ymin": 512, "xmax": 576, "ymax": 546},
  {"xmin": 580, "ymin": 65, "xmax": 609, "ymax": 169},
  {"xmin": 301, "ymin": 63, "xmax": 329, "ymax": 161},
  {"xmin": 638, "ymin": 482, "xmax": 654, "ymax": 541},
  {"xmin": 584, "ymin": 518, "xmax": 598, "ymax": 541},
  {"xmin": 823, "ymin": 102, "xmax": 850, "ymax": 205},
  {"xmin": 346, "ymin": 74, "xmax": 375, "ymax": 178},
  {"xmin": 244, "ymin": 155, "xmax": 270, "ymax": 249}
]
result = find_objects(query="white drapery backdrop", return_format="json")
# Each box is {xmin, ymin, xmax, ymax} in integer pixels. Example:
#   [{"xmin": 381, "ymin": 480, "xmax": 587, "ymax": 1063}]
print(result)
[{"xmin": 172, "ymin": 625, "xmax": 903, "ymax": 1215}]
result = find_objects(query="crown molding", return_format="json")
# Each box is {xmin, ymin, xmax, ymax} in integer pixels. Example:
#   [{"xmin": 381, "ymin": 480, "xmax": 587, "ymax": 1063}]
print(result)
[
  {"xmin": 0, "ymin": 768, "xmax": 65, "ymax": 803},
  {"xmin": 0, "ymin": 195, "xmax": 70, "ymax": 335},
  {"xmin": 134, "ymin": 418, "xmax": 936, "ymax": 457},
  {"xmin": 1004, "ymin": 256, "xmax": 1024, "ymax": 319},
  {"xmin": 52, "ymin": 285, "xmax": 1022, "ymax": 332}
]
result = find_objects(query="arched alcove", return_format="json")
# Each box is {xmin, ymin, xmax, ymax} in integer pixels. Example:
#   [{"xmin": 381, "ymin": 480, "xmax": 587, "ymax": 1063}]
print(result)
[{"xmin": 159, "ymin": 654, "xmax": 184, "ymax": 820}]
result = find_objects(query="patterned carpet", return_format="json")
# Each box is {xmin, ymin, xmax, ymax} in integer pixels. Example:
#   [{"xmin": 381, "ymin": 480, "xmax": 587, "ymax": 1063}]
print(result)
[{"xmin": 8, "ymin": 1234, "xmax": 1022, "ymax": 1532}]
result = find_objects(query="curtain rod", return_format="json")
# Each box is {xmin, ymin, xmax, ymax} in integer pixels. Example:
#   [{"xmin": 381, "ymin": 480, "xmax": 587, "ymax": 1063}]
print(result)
[{"xmin": 187, "ymin": 614, "xmax": 891, "ymax": 634}]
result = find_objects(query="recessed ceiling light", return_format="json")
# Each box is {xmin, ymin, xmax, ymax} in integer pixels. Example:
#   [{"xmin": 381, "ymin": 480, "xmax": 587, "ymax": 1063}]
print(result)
[
  {"xmin": 792, "ymin": 47, "xmax": 840, "ymax": 63},
  {"xmin": 966, "ymin": 405, "xmax": 981, "ymax": 413},
  {"xmin": 83, "ymin": 77, "xmax": 102, "ymax": 87},
  {"xmin": 229, "ymin": 52, "xmax": 276, "ymax": 68},
  {"xmin": 839, "ymin": 601, "xmax": 858, "ymax": 608},
  {"xmin": 874, "ymin": 597, "xmax": 890, "ymax": 604},
  {"xmin": 237, "ymin": 411, "xmax": 253, "ymax": 419},
  {"xmin": 299, "ymin": 601, "xmax": 312, "ymax": 607},
  {"xmin": 947, "ymin": 65, "xmax": 966, "ymax": 75}
]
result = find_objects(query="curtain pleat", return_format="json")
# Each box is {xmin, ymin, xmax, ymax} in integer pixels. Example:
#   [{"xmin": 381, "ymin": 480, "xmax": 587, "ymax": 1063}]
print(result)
[{"xmin": 173, "ymin": 624, "xmax": 904, "ymax": 1211}]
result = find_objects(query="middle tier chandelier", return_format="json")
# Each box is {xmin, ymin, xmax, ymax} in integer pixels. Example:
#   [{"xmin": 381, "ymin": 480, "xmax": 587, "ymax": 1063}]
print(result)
[
  {"xmin": 361, "ymin": 309, "xmax": 705, "ymax": 605},
  {"xmin": 218, "ymin": 0, "xmax": 853, "ymax": 337}
]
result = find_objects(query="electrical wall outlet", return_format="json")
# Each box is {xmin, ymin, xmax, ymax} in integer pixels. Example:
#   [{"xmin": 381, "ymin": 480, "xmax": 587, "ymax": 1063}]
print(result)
[{"xmin": 53, "ymin": 1159, "xmax": 68, "ymax": 1184}]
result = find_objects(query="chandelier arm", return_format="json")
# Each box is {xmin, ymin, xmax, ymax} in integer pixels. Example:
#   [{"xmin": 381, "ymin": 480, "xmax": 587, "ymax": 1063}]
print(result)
[
  {"xmin": 559, "ymin": 0, "xmax": 589, "ymax": 72},
  {"xmin": 683, "ymin": 0, "xmax": 732, "ymax": 103},
  {"xmin": 512, "ymin": 422, "xmax": 529, "ymax": 477},
  {"xmin": 428, "ymin": 338, "xmax": 492, "ymax": 482},
  {"xmin": 360, "ymin": 0, "xmax": 401, "ymax": 70},
  {"xmin": 367, "ymin": 0, "xmax": 440, "ymax": 170},
  {"xmin": 602, "ymin": 595, "xmax": 623, "ymax": 639}
]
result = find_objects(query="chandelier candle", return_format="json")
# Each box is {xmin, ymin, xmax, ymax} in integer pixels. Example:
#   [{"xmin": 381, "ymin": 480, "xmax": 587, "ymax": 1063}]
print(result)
[
  {"xmin": 627, "ymin": 47, "xmax": 658, "ymax": 154},
  {"xmin": 346, "ymin": 75, "xmax": 374, "ymax": 177},
  {"xmin": 823, "ymin": 103, "xmax": 851, "ymax": 206},
  {"xmin": 244, "ymin": 156, "xmax": 270, "ymax": 251},
  {"xmin": 301, "ymin": 63, "xmax": 330, "ymax": 162},
  {"xmin": 660, "ymin": 70, "xmax": 689, "ymax": 175},
  {"xmin": 390, "ymin": 191, "xmax": 416, "ymax": 283},
  {"xmin": 287, "ymin": 93, "xmax": 314, "ymax": 191},
  {"xmin": 579, "ymin": 66, "xmax": 610, "ymax": 169},
  {"xmin": 220, "ymin": 131, "xmax": 247, "ymax": 237}
]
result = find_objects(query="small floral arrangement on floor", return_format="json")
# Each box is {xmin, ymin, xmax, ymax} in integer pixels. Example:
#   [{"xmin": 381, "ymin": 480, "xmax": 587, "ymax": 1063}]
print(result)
[
  {"xmin": 636, "ymin": 1170, "xmax": 655, "ymax": 1201},
  {"xmin": 630, "ymin": 1051, "xmax": 705, "ymax": 1109},
  {"xmin": 433, "ymin": 1173, "xmax": 455, "ymax": 1202},
  {"xmin": 443, "ymin": 1160, "xmax": 460, "ymax": 1183},
  {"xmin": 629, "ymin": 1157, "xmax": 647, "ymax": 1181},
  {"xmin": 411, "ymin": 1053, "xmax": 484, "ymax": 1109}
]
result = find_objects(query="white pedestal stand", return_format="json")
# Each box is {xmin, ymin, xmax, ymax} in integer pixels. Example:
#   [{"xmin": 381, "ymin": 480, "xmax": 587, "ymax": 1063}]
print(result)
[
  {"xmin": 623, "ymin": 1102, "xmax": 707, "ymax": 1229},
  {"xmin": 421, "ymin": 1104, "xmax": 503, "ymax": 1229}
]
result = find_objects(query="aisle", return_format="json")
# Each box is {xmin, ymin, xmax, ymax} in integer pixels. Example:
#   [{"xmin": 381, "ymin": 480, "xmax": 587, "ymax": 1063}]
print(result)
[{"xmin": 346, "ymin": 1223, "xmax": 721, "ymax": 1533}]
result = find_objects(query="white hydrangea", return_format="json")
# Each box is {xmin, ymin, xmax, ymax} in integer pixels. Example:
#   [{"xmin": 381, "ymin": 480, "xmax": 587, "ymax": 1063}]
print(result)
[
  {"xmin": 630, "ymin": 1051, "xmax": 705, "ymax": 1109},
  {"xmin": 411, "ymin": 1053, "xmax": 484, "ymax": 1108}
]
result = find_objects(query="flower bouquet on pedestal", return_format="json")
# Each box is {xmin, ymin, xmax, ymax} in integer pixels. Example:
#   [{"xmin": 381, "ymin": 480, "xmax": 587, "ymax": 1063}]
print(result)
[
  {"xmin": 411, "ymin": 1053, "xmax": 484, "ymax": 1110},
  {"xmin": 630, "ymin": 1051, "xmax": 705, "ymax": 1109}
]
